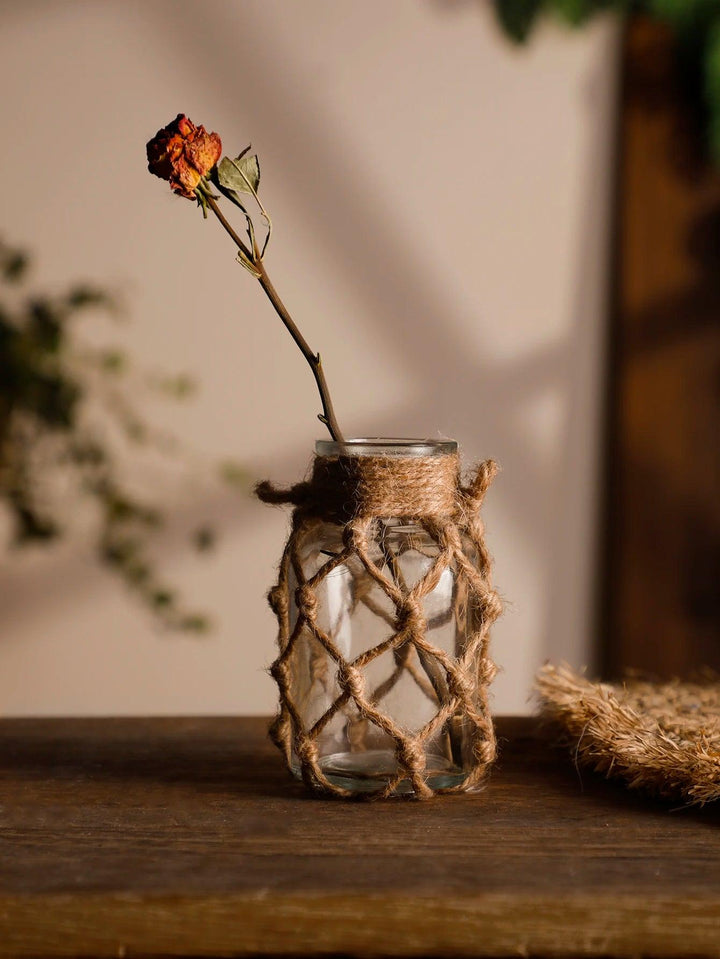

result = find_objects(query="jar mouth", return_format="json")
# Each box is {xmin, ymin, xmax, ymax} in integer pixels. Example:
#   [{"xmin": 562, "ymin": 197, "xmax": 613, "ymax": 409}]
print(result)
[{"xmin": 316, "ymin": 437, "xmax": 458, "ymax": 458}]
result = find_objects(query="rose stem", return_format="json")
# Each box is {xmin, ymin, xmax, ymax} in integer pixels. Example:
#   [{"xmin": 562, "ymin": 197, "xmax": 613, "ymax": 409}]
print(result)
[{"xmin": 205, "ymin": 194, "xmax": 345, "ymax": 443}]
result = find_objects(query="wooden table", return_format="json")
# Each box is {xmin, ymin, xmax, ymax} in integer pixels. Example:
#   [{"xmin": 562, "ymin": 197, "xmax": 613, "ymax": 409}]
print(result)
[{"xmin": 1, "ymin": 716, "xmax": 718, "ymax": 958}]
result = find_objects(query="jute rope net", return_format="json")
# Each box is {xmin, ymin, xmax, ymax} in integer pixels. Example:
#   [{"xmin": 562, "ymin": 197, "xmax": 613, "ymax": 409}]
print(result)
[
  {"xmin": 537, "ymin": 663, "xmax": 720, "ymax": 805},
  {"xmin": 257, "ymin": 451, "xmax": 503, "ymax": 799}
]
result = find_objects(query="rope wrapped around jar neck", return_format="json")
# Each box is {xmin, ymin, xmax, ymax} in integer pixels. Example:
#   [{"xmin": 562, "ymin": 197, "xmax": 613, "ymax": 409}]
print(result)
[{"xmin": 256, "ymin": 452, "xmax": 495, "ymax": 523}]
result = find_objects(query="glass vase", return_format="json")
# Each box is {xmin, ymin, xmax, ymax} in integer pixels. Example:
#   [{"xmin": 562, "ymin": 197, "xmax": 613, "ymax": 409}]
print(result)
[{"xmin": 263, "ymin": 438, "xmax": 502, "ymax": 798}]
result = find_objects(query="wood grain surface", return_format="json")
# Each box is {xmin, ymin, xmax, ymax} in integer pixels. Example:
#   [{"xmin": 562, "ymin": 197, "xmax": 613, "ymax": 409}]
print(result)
[{"xmin": 0, "ymin": 715, "xmax": 719, "ymax": 958}]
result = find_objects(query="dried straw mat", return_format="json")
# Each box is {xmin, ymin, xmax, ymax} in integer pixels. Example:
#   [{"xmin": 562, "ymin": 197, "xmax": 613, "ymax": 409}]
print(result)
[{"xmin": 536, "ymin": 663, "xmax": 720, "ymax": 806}]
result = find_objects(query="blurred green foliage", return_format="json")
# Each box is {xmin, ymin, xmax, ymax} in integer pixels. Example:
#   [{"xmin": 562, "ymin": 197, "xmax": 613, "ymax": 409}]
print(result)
[
  {"xmin": 0, "ymin": 240, "xmax": 243, "ymax": 633},
  {"xmin": 494, "ymin": 0, "xmax": 720, "ymax": 160}
]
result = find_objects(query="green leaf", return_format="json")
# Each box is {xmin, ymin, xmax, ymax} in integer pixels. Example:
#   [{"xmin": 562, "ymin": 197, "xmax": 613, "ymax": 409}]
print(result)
[
  {"xmin": 29, "ymin": 300, "xmax": 63, "ymax": 353},
  {"xmin": 151, "ymin": 588, "xmax": 175, "ymax": 609},
  {"xmin": 66, "ymin": 286, "xmax": 114, "ymax": 310},
  {"xmin": 193, "ymin": 526, "xmax": 216, "ymax": 552},
  {"xmin": 647, "ymin": 0, "xmax": 715, "ymax": 28},
  {"xmin": 13, "ymin": 505, "xmax": 59, "ymax": 544},
  {"xmin": 549, "ymin": 0, "xmax": 605, "ymax": 26},
  {"xmin": 124, "ymin": 561, "xmax": 151, "ymax": 585},
  {"xmin": 219, "ymin": 460, "xmax": 249, "ymax": 487},
  {"xmin": 211, "ymin": 168, "xmax": 247, "ymax": 214},
  {"xmin": 494, "ymin": 0, "xmax": 544, "ymax": 42},
  {"xmin": 129, "ymin": 420, "xmax": 150, "ymax": 443},
  {"xmin": 705, "ymin": 19, "xmax": 720, "ymax": 162},
  {"xmin": 2, "ymin": 249, "xmax": 28, "ymax": 283},
  {"xmin": 22, "ymin": 372, "xmax": 81, "ymax": 429},
  {"xmin": 102, "ymin": 536, "xmax": 141, "ymax": 566},
  {"xmin": 217, "ymin": 152, "xmax": 260, "ymax": 195},
  {"xmin": 99, "ymin": 349, "xmax": 127, "ymax": 374},
  {"xmin": 236, "ymin": 250, "xmax": 261, "ymax": 277},
  {"xmin": 155, "ymin": 373, "xmax": 196, "ymax": 398},
  {"xmin": 178, "ymin": 613, "xmax": 211, "ymax": 633},
  {"xmin": 195, "ymin": 188, "xmax": 209, "ymax": 219}
]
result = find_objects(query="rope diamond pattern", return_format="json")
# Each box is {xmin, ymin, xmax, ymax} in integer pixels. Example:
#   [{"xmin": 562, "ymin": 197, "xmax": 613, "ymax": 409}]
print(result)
[{"xmin": 261, "ymin": 457, "xmax": 503, "ymax": 798}]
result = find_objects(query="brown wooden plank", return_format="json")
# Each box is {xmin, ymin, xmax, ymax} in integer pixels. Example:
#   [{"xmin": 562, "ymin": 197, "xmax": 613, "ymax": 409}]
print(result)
[
  {"xmin": 603, "ymin": 16, "xmax": 720, "ymax": 677},
  {"xmin": 0, "ymin": 716, "xmax": 719, "ymax": 957}
]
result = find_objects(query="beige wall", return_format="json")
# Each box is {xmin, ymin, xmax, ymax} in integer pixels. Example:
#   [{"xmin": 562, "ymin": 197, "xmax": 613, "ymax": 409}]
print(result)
[{"xmin": 0, "ymin": 1, "xmax": 620, "ymax": 716}]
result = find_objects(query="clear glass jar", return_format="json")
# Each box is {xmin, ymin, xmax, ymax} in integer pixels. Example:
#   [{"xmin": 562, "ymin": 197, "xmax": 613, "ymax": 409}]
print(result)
[{"xmin": 285, "ymin": 438, "xmax": 488, "ymax": 795}]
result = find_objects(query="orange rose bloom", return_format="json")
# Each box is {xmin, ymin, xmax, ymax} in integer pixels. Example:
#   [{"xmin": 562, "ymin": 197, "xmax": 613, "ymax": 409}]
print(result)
[{"xmin": 146, "ymin": 114, "xmax": 222, "ymax": 199}]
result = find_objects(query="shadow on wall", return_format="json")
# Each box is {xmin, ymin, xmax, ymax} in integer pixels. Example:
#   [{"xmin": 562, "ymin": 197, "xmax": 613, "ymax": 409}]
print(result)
[{"xmin": 1, "ymin": 1, "xmax": 619, "ymax": 680}]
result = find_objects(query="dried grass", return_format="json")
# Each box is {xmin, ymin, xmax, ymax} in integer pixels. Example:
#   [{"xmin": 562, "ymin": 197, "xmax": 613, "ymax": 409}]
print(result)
[{"xmin": 536, "ymin": 663, "xmax": 720, "ymax": 806}]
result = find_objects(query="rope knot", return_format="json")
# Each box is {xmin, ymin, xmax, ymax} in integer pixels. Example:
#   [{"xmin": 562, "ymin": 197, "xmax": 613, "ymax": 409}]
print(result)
[
  {"xmin": 485, "ymin": 590, "xmax": 504, "ymax": 623},
  {"xmin": 396, "ymin": 603, "xmax": 425, "ymax": 634},
  {"xmin": 269, "ymin": 713, "xmax": 290, "ymax": 747},
  {"xmin": 396, "ymin": 739, "xmax": 424, "ymax": 773},
  {"xmin": 338, "ymin": 664, "xmax": 365, "ymax": 700},
  {"xmin": 295, "ymin": 584, "xmax": 318, "ymax": 618},
  {"xmin": 294, "ymin": 738, "xmax": 319, "ymax": 766},
  {"xmin": 478, "ymin": 657, "xmax": 498, "ymax": 684},
  {"xmin": 459, "ymin": 459, "xmax": 499, "ymax": 514},
  {"xmin": 255, "ymin": 479, "xmax": 311, "ymax": 508},
  {"xmin": 448, "ymin": 669, "xmax": 472, "ymax": 703},
  {"xmin": 270, "ymin": 658, "xmax": 290, "ymax": 687},
  {"xmin": 267, "ymin": 585, "xmax": 287, "ymax": 617}
]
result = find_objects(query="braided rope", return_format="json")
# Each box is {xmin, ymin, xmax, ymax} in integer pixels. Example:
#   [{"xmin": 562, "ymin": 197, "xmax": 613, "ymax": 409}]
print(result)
[{"xmin": 260, "ymin": 453, "xmax": 502, "ymax": 798}]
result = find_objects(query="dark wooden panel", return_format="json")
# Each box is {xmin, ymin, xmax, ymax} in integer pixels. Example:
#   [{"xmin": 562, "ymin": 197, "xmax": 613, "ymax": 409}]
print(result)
[
  {"xmin": 604, "ymin": 16, "xmax": 720, "ymax": 677},
  {"xmin": 0, "ymin": 716, "xmax": 718, "ymax": 957}
]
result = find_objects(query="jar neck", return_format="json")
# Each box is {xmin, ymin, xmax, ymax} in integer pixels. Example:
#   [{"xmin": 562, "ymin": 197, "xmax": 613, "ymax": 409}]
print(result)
[
  {"xmin": 306, "ymin": 440, "xmax": 461, "ymax": 522},
  {"xmin": 315, "ymin": 437, "xmax": 457, "ymax": 458}
]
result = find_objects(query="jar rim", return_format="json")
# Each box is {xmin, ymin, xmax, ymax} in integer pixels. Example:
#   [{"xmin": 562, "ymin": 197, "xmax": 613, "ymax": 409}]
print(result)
[{"xmin": 315, "ymin": 437, "xmax": 457, "ymax": 457}]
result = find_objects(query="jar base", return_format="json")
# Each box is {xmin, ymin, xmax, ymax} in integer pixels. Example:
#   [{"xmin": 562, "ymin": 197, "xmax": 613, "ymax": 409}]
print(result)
[{"xmin": 291, "ymin": 749, "xmax": 467, "ymax": 795}]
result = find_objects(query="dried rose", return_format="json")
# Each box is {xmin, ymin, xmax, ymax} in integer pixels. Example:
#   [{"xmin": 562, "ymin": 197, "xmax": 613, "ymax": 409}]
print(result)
[{"xmin": 146, "ymin": 114, "xmax": 222, "ymax": 199}]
